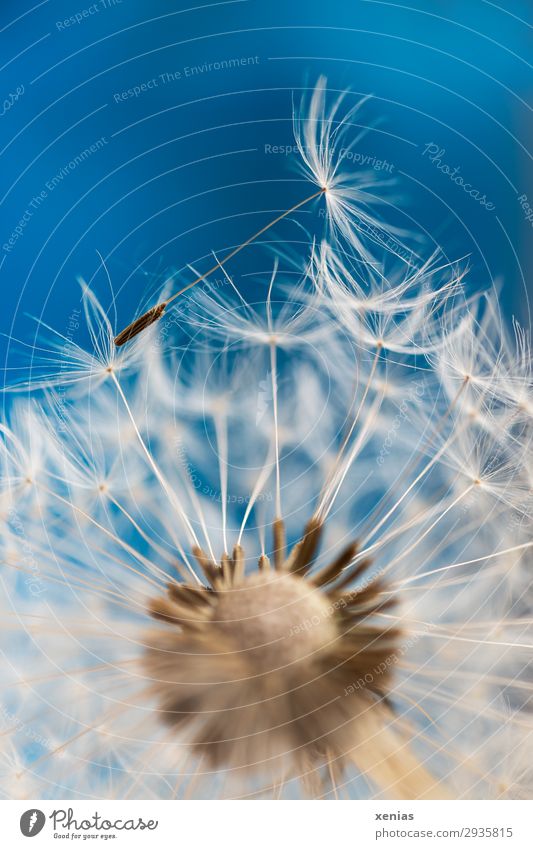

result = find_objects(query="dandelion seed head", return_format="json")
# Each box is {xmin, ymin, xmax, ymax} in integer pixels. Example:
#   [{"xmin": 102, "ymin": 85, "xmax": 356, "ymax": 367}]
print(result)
[{"xmin": 1, "ymin": 78, "xmax": 532, "ymax": 801}]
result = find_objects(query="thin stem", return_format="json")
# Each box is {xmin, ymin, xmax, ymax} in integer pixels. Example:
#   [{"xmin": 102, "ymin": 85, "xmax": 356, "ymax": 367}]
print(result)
[
  {"xmin": 358, "ymin": 379, "xmax": 469, "ymax": 540},
  {"xmin": 38, "ymin": 484, "xmax": 168, "ymax": 591},
  {"xmin": 270, "ymin": 339, "xmax": 282, "ymax": 518},
  {"xmin": 379, "ymin": 484, "xmax": 474, "ymax": 579},
  {"xmin": 111, "ymin": 372, "xmax": 202, "ymax": 582},
  {"xmin": 358, "ymin": 419, "xmax": 467, "ymax": 555},
  {"xmin": 108, "ymin": 494, "xmax": 185, "ymax": 571},
  {"xmin": 393, "ymin": 540, "xmax": 533, "ymax": 588},
  {"xmin": 166, "ymin": 188, "xmax": 326, "ymax": 306},
  {"xmin": 175, "ymin": 442, "xmax": 218, "ymax": 563},
  {"xmin": 319, "ymin": 393, "xmax": 382, "ymax": 521},
  {"xmin": 238, "ymin": 443, "xmax": 275, "ymax": 545},
  {"xmin": 114, "ymin": 187, "xmax": 326, "ymax": 346},
  {"xmin": 316, "ymin": 344, "xmax": 382, "ymax": 519},
  {"xmin": 214, "ymin": 411, "xmax": 229, "ymax": 554}
]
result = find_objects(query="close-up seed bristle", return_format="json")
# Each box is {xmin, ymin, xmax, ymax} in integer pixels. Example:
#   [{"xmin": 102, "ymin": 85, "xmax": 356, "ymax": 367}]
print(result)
[{"xmin": 114, "ymin": 302, "xmax": 167, "ymax": 346}]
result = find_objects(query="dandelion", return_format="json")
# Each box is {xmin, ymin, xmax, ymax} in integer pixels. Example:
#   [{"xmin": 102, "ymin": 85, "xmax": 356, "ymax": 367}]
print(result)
[{"xmin": 1, "ymin": 80, "xmax": 532, "ymax": 801}]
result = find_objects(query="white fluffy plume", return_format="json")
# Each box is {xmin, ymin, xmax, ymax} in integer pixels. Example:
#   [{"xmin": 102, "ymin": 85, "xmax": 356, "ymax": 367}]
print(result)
[{"xmin": 1, "ymin": 80, "xmax": 532, "ymax": 802}]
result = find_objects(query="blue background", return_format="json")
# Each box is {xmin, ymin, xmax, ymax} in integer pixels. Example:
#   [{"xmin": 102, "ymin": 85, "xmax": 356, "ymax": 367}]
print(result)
[{"xmin": 1, "ymin": 0, "xmax": 531, "ymax": 372}]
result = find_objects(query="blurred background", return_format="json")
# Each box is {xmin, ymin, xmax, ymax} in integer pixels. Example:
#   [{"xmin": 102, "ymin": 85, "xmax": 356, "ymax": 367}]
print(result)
[{"xmin": 0, "ymin": 0, "xmax": 531, "ymax": 372}]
